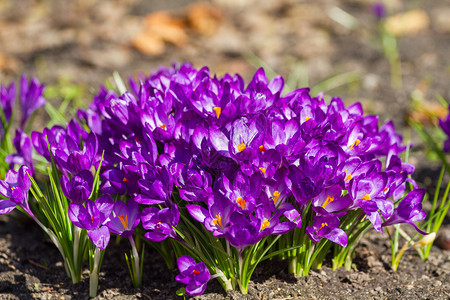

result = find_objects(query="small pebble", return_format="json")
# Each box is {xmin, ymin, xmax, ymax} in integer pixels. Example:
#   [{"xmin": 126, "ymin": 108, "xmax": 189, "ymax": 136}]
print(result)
[{"xmin": 435, "ymin": 228, "xmax": 450, "ymax": 250}]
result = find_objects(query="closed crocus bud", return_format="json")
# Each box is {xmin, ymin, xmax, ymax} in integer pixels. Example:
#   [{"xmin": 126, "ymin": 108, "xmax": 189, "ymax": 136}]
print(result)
[{"xmin": 19, "ymin": 74, "xmax": 46, "ymax": 130}]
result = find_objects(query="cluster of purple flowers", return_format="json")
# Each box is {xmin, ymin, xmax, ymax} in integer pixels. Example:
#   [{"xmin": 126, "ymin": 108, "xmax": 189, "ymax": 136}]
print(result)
[{"xmin": 1, "ymin": 64, "xmax": 427, "ymax": 295}]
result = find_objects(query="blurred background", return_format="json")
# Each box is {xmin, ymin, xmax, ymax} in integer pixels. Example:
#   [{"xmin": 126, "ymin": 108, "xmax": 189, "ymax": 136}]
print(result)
[{"xmin": 0, "ymin": 0, "xmax": 449, "ymax": 125}]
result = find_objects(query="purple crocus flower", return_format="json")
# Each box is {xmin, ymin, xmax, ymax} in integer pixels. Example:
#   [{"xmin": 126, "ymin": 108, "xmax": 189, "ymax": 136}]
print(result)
[
  {"xmin": 19, "ymin": 74, "xmax": 46, "ymax": 129},
  {"xmin": 60, "ymin": 170, "xmax": 94, "ymax": 204},
  {"xmin": 175, "ymin": 255, "xmax": 210, "ymax": 296},
  {"xmin": 5, "ymin": 129, "xmax": 35, "ymax": 175},
  {"xmin": 224, "ymin": 213, "xmax": 260, "ymax": 251},
  {"xmin": 141, "ymin": 204, "xmax": 180, "ymax": 242},
  {"xmin": 31, "ymin": 125, "xmax": 67, "ymax": 163},
  {"xmin": 106, "ymin": 198, "xmax": 140, "ymax": 237},
  {"xmin": 186, "ymin": 193, "xmax": 236, "ymax": 238},
  {"xmin": 68, "ymin": 195, "xmax": 114, "ymax": 249},
  {"xmin": 382, "ymin": 189, "xmax": 427, "ymax": 234},
  {"xmin": 372, "ymin": 2, "xmax": 387, "ymax": 20},
  {"xmin": 0, "ymin": 81, "xmax": 15, "ymax": 123},
  {"xmin": 54, "ymin": 132, "xmax": 99, "ymax": 175},
  {"xmin": 349, "ymin": 172, "xmax": 391, "ymax": 231},
  {"xmin": 135, "ymin": 165, "xmax": 173, "ymax": 205},
  {"xmin": 306, "ymin": 215, "xmax": 348, "ymax": 247},
  {"xmin": 216, "ymin": 172, "xmax": 261, "ymax": 212},
  {"xmin": 0, "ymin": 166, "xmax": 33, "ymax": 216},
  {"xmin": 312, "ymin": 185, "xmax": 352, "ymax": 216},
  {"xmin": 176, "ymin": 167, "xmax": 213, "ymax": 203},
  {"xmin": 439, "ymin": 106, "xmax": 450, "ymax": 153}
]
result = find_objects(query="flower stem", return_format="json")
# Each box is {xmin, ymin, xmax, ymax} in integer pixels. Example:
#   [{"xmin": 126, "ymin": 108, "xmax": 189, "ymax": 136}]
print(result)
[
  {"xmin": 89, "ymin": 247, "xmax": 101, "ymax": 298},
  {"xmin": 129, "ymin": 236, "xmax": 142, "ymax": 287}
]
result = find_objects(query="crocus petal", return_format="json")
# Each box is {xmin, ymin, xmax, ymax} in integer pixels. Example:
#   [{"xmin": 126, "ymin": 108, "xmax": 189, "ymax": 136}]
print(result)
[
  {"xmin": 177, "ymin": 255, "xmax": 196, "ymax": 273},
  {"xmin": 325, "ymin": 228, "xmax": 348, "ymax": 247},
  {"xmin": 0, "ymin": 200, "xmax": 17, "ymax": 214},
  {"xmin": 186, "ymin": 282, "xmax": 207, "ymax": 296},
  {"xmin": 186, "ymin": 204, "xmax": 209, "ymax": 223},
  {"xmin": 88, "ymin": 226, "xmax": 110, "ymax": 250}
]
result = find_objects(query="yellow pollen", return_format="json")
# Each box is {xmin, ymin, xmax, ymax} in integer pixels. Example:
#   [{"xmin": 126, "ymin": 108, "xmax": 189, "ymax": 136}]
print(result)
[
  {"xmin": 319, "ymin": 222, "xmax": 328, "ymax": 230},
  {"xmin": 362, "ymin": 194, "xmax": 371, "ymax": 201},
  {"xmin": 323, "ymin": 196, "xmax": 335, "ymax": 208},
  {"xmin": 237, "ymin": 143, "xmax": 246, "ymax": 152},
  {"xmin": 160, "ymin": 124, "xmax": 166, "ymax": 131},
  {"xmin": 236, "ymin": 197, "xmax": 245, "ymax": 209},
  {"xmin": 213, "ymin": 107, "xmax": 221, "ymax": 119},
  {"xmin": 350, "ymin": 139, "xmax": 361, "ymax": 150},
  {"xmin": 305, "ymin": 117, "xmax": 311, "ymax": 121},
  {"xmin": 273, "ymin": 190, "xmax": 280, "ymax": 203},
  {"xmin": 212, "ymin": 213, "xmax": 223, "ymax": 228},
  {"xmin": 118, "ymin": 214, "xmax": 129, "ymax": 229},
  {"xmin": 192, "ymin": 269, "xmax": 200, "ymax": 275},
  {"xmin": 123, "ymin": 177, "xmax": 129, "ymax": 182},
  {"xmin": 261, "ymin": 219, "xmax": 270, "ymax": 231},
  {"xmin": 259, "ymin": 167, "xmax": 266, "ymax": 175},
  {"xmin": 11, "ymin": 186, "xmax": 16, "ymax": 191},
  {"xmin": 345, "ymin": 174, "xmax": 353, "ymax": 181},
  {"xmin": 259, "ymin": 145, "xmax": 266, "ymax": 152},
  {"xmin": 156, "ymin": 221, "xmax": 162, "ymax": 229}
]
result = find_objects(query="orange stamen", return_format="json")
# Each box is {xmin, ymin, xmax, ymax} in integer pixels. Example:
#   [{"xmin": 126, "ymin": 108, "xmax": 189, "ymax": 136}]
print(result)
[
  {"xmin": 259, "ymin": 145, "xmax": 266, "ymax": 152},
  {"xmin": 237, "ymin": 143, "xmax": 246, "ymax": 152},
  {"xmin": 305, "ymin": 117, "xmax": 311, "ymax": 122},
  {"xmin": 123, "ymin": 177, "xmax": 129, "ymax": 182},
  {"xmin": 156, "ymin": 221, "xmax": 162, "ymax": 229},
  {"xmin": 350, "ymin": 139, "xmax": 361, "ymax": 150},
  {"xmin": 259, "ymin": 167, "xmax": 266, "ymax": 175},
  {"xmin": 192, "ymin": 269, "xmax": 200, "ymax": 275},
  {"xmin": 261, "ymin": 219, "xmax": 270, "ymax": 231},
  {"xmin": 134, "ymin": 136, "xmax": 141, "ymax": 144},
  {"xmin": 323, "ymin": 196, "xmax": 335, "ymax": 208},
  {"xmin": 212, "ymin": 213, "xmax": 223, "ymax": 228},
  {"xmin": 213, "ymin": 107, "xmax": 221, "ymax": 119},
  {"xmin": 362, "ymin": 194, "xmax": 371, "ymax": 201},
  {"xmin": 236, "ymin": 197, "xmax": 245, "ymax": 209},
  {"xmin": 319, "ymin": 222, "xmax": 328, "ymax": 230},
  {"xmin": 160, "ymin": 124, "xmax": 166, "ymax": 131},
  {"xmin": 273, "ymin": 190, "xmax": 280, "ymax": 203},
  {"xmin": 118, "ymin": 214, "xmax": 129, "ymax": 229},
  {"xmin": 345, "ymin": 173, "xmax": 352, "ymax": 182},
  {"xmin": 91, "ymin": 216, "xmax": 95, "ymax": 222}
]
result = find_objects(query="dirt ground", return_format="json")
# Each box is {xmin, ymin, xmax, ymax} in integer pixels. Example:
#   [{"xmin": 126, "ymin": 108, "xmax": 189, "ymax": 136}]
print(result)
[{"xmin": 0, "ymin": 0, "xmax": 450, "ymax": 299}]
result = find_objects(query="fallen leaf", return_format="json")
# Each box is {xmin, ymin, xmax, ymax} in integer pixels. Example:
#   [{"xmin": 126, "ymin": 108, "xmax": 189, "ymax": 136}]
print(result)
[
  {"xmin": 0, "ymin": 51, "xmax": 21, "ymax": 72},
  {"xmin": 144, "ymin": 11, "xmax": 188, "ymax": 46},
  {"xmin": 384, "ymin": 9, "xmax": 429, "ymax": 36},
  {"xmin": 132, "ymin": 32, "xmax": 166, "ymax": 56},
  {"xmin": 187, "ymin": 2, "xmax": 223, "ymax": 35},
  {"xmin": 408, "ymin": 101, "xmax": 446, "ymax": 125}
]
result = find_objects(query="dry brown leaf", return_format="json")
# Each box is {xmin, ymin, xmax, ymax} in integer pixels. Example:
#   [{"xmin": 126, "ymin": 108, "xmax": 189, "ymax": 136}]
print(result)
[
  {"xmin": 187, "ymin": 2, "xmax": 223, "ymax": 35},
  {"xmin": 144, "ymin": 12, "xmax": 188, "ymax": 46},
  {"xmin": 132, "ymin": 32, "xmax": 166, "ymax": 56},
  {"xmin": 0, "ymin": 52, "xmax": 5, "ymax": 70},
  {"xmin": 0, "ymin": 52, "xmax": 21, "ymax": 72},
  {"xmin": 385, "ymin": 9, "xmax": 429, "ymax": 36},
  {"xmin": 408, "ymin": 101, "xmax": 447, "ymax": 125}
]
